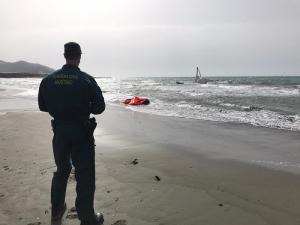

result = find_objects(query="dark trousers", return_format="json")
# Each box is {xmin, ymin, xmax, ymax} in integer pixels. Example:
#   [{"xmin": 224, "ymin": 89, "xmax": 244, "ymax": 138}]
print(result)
[{"xmin": 51, "ymin": 123, "xmax": 95, "ymax": 221}]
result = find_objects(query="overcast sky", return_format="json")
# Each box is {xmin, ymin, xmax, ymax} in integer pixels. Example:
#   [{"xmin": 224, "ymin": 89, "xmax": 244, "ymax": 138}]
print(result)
[{"xmin": 0, "ymin": 0, "xmax": 299, "ymax": 76}]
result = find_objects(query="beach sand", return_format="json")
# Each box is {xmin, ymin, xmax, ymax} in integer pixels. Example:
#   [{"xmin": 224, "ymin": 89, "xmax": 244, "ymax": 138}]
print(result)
[{"xmin": 1, "ymin": 106, "xmax": 300, "ymax": 225}]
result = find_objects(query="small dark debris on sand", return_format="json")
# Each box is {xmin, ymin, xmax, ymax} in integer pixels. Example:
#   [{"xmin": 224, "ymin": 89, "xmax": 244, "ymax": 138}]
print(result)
[
  {"xmin": 155, "ymin": 176, "xmax": 161, "ymax": 181},
  {"xmin": 218, "ymin": 203, "xmax": 223, "ymax": 207},
  {"xmin": 106, "ymin": 190, "xmax": 112, "ymax": 193},
  {"xmin": 3, "ymin": 166, "xmax": 9, "ymax": 171},
  {"xmin": 130, "ymin": 158, "xmax": 139, "ymax": 165},
  {"xmin": 112, "ymin": 220, "xmax": 127, "ymax": 225},
  {"xmin": 27, "ymin": 222, "xmax": 42, "ymax": 225},
  {"xmin": 0, "ymin": 193, "xmax": 4, "ymax": 198}
]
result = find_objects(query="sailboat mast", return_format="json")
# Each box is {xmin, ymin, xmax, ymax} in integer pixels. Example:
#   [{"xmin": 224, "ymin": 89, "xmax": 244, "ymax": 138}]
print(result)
[{"xmin": 196, "ymin": 67, "xmax": 201, "ymax": 78}]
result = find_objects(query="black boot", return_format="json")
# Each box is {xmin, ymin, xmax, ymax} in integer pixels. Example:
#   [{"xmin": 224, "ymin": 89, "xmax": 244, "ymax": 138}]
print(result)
[
  {"xmin": 51, "ymin": 203, "xmax": 67, "ymax": 221},
  {"xmin": 80, "ymin": 213, "xmax": 104, "ymax": 225}
]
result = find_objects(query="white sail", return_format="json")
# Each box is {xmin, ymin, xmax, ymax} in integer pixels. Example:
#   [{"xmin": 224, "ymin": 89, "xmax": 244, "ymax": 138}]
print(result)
[
  {"xmin": 195, "ymin": 67, "xmax": 200, "ymax": 82},
  {"xmin": 195, "ymin": 67, "xmax": 209, "ymax": 84}
]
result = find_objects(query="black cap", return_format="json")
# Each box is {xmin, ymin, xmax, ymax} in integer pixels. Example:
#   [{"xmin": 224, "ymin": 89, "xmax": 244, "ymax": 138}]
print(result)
[{"xmin": 64, "ymin": 42, "xmax": 82, "ymax": 57}]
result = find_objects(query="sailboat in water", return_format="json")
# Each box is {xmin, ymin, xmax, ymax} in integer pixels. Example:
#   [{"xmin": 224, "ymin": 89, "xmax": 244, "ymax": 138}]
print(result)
[{"xmin": 194, "ymin": 67, "xmax": 210, "ymax": 84}]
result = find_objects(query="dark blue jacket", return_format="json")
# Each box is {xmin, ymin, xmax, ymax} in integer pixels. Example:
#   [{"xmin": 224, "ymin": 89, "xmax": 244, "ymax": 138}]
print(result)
[{"xmin": 38, "ymin": 64, "xmax": 105, "ymax": 121}]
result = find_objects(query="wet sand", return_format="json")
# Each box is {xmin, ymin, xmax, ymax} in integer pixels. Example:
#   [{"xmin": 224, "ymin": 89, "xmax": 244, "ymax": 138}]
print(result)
[{"xmin": 0, "ymin": 107, "xmax": 300, "ymax": 225}]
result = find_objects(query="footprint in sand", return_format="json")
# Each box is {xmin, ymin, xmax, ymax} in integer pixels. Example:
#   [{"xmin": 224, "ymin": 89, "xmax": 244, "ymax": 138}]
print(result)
[{"xmin": 112, "ymin": 220, "xmax": 127, "ymax": 225}]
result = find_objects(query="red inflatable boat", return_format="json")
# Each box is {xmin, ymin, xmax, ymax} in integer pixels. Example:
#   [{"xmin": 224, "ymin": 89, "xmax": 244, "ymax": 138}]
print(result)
[{"xmin": 123, "ymin": 96, "xmax": 150, "ymax": 105}]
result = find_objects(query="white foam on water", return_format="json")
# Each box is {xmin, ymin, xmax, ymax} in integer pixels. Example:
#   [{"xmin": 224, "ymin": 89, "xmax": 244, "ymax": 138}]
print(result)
[
  {"xmin": 0, "ymin": 78, "xmax": 41, "ymax": 98},
  {"xmin": 252, "ymin": 160, "xmax": 300, "ymax": 173},
  {"xmin": 124, "ymin": 97, "xmax": 300, "ymax": 131}
]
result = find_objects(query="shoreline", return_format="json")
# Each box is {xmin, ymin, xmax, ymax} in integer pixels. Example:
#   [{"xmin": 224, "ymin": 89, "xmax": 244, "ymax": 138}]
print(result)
[
  {"xmin": 118, "ymin": 103, "xmax": 300, "ymax": 134},
  {"xmin": 100, "ymin": 105, "xmax": 300, "ymax": 174}
]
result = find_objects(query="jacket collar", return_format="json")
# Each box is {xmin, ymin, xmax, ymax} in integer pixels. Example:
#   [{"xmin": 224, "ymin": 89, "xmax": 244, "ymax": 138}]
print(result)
[{"xmin": 62, "ymin": 64, "xmax": 80, "ymax": 71}]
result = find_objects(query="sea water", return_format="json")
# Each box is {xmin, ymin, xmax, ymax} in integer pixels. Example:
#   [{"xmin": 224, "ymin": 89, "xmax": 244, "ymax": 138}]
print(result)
[
  {"xmin": 0, "ymin": 76, "xmax": 299, "ymax": 131},
  {"xmin": 99, "ymin": 76, "xmax": 300, "ymax": 131}
]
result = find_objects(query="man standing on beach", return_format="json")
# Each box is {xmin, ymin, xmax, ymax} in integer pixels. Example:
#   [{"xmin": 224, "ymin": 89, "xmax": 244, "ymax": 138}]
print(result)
[{"xmin": 38, "ymin": 42, "xmax": 105, "ymax": 225}]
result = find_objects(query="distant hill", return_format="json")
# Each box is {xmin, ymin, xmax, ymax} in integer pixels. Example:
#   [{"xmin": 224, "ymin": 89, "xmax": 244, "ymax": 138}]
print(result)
[{"xmin": 0, "ymin": 60, "xmax": 54, "ymax": 74}]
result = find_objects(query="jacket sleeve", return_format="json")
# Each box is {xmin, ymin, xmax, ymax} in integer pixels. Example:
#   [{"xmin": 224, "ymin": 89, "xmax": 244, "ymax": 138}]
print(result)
[
  {"xmin": 89, "ymin": 77, "xmax": 105, "ymax": 114},
  {"xmin": 38, "ymin": 78, "xmax": 48, "ymax": 112}
]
